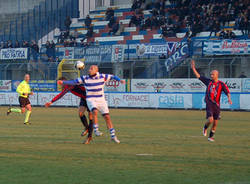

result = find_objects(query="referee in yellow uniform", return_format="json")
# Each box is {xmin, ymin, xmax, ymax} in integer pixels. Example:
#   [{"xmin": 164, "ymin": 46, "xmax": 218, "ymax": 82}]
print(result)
[{"xmin": 7, "ymin": 74, "xmax": 33, "ymax": 125}]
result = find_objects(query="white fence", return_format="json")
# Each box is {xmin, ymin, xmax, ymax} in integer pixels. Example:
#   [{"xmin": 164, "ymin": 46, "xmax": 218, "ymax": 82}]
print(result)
[
  {"xmin": 0, "ymin": 92, "xmax": 249, "ymax": 110},
  {"xmin": 0, "ymin": 78, "xmax": 250, "ymax": 110}
]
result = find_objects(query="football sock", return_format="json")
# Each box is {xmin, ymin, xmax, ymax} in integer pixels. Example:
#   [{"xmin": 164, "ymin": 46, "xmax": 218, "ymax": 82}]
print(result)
[
  {"xmin": 204, "ymin": 124, "xmax": 208, "ymax": 129},
  {"xmin": 93, "ymin": 123, "xmax": 99, "ymax": 133},
  {"xmin": 209, "ymin": 130, "xmax": 215, "ymax": 138},
  {"xmin": 88, "ymin": 120, "xmax": 93, "ymax": 138},
  {"xmin": 10, "ymin": 108, "xmax": 21, "ymax": 113},
  {"xmin": 24, "ymin": 110, "xmax": 31, "ymax": 123},
  {"xmin": 80, "ymin": 115, "xmax": 89, "ymax": 129},
  {"xmin": 110, "ymin": 128, "xmax": 116, "ymax": 138}
]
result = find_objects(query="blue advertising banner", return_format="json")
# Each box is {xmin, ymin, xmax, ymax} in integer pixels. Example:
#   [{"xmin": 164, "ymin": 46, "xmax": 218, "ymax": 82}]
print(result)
[
  {"xmin": 56, "ymin": 46, "xmax": 112, "ymax": 63},
  {"xmin": 203, "ymin": 40, "xmax": 250, "ymax": 55},
  {"xmin": 81, "ymin": 45, "xmax": 112, "ymax": 63},
  {"xmin": 12, "ymin": 80, "xmax": 57, "ymax": 92},
  {"xmin": 158, "ymin": 94, "xmax": 192, "ymax": 108},
  {"xmin": 192, "ymin": 93, "xmax": 240, "ymax": 109},
  {"xmin": 0, "ymin": 48, "xmax": 28, "ymax": 60},
  {"xmin": 165, "ymin": 44, "xmax": 189, "ymax": 73},
  {"xmin": 125, "ymin": 43, "xmax": 181, "ymax": 58}
]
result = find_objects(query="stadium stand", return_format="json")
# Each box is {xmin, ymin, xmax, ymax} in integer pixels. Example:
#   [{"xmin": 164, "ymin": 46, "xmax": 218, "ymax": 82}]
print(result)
[{"xmin": 52, "ymin": 0, "xmax": 249, "ymax": 47}]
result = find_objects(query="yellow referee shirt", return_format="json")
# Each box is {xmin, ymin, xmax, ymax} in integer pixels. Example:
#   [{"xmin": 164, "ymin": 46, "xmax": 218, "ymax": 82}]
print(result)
[{"xmin": 16, "ymin": 80, "xmax": 31, "ymax": 98}]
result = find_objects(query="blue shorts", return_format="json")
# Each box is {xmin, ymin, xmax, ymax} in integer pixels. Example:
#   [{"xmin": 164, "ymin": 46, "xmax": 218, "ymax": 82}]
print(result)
[{"xmin": 206, "ymin": 101, "xmax": 220, "ymax": 120}]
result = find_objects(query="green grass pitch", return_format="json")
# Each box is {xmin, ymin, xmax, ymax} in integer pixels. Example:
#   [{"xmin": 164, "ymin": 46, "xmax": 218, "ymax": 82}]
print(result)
[{"xmin": 0, "ymin": 107, "xmax": 250, "ymax": 184}]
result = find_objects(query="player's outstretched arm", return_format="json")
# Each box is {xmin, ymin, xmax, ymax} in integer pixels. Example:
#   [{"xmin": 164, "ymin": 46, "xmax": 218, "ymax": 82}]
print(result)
[
  {"xmin": 227, "ymin": 94, "xmax": 233, "ymax": 105},
  {"xmin": 45, "ymin": 102, "xmax": 52, "ymax": 108},
  {"xmin": 45, "ymin": 87, "xmax": 71, "ymax": 108},
  {"xmin": 191, "ymin": 60, "xmax": 200, "ymax": 78},
  {"xmin": 109, "ymin": 75, "xmax": 125, "ymax": 84}
]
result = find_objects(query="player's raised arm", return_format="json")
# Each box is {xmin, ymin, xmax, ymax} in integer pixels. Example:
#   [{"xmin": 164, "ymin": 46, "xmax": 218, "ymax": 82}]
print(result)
[{"xmin": 191, "ymin": 60, "xmax": 200, "ymax": 79}]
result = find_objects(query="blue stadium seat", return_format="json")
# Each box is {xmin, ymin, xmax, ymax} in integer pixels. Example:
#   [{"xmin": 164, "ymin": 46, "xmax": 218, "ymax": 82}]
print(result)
[
  {"xmin": 99, "ymin": 41, "xmax": 118, "ymax": 45},
  {"xmin": 150, "ymin": 39, "xmax": 166, "ymax": 43},
  {"xmin": 139, "ymin": 30, "xmax": 147, "ymax": 35},
  {"xmin": 126, "ymin": 40, "xmax": 140, "ymax": 44}
]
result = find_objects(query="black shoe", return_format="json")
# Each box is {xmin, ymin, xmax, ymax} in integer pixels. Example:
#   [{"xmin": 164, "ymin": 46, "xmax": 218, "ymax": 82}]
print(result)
[
  {"xmin": 24, "ymin": 122, "xmax": 31, "ymax": 125},
  {"xmin": 81, "ymin": 129, "xmax": 88, "ymax": 137}
]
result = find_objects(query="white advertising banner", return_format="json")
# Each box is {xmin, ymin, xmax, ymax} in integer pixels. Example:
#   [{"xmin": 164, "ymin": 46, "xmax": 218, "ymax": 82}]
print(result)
[
  {"xmin": 108, "ymin": 93, "xmax": 154, "ymax": 107},
  {"xmin": 0, "ymin": 48, "xmax": 28, "ymax": 60},
  {"xmin": 0, "ymin": 80, "xmax": 12, "ymax": 91},
  {"xmin": 242, "ymin": 78, "xmax": 250, "ymax": 92},
  {"xmin": 0, "ymin": 92, "xmax": 37, "ymax": 105},
  {"xmin": 108, "ymin": 93, "xmax": 192, "ymax": 109},
  {"xmin": 240, "ymin": 94, "xmax": 250, "ymax": 110},
  {"xmin": 131, "ymin": 79, "xmax": 206, "ymax": 92},
  {"xmin": 112, "ymin": 44, "xmax": 125, "ymax": 63},
  {"xmin": 203, "ymin": 40, "xmax": 250, "ymax": 55},
  {"xmin": 220, "ymin": 78, "xmax": 241, "ymax": 92},
  {"xmin": 38, "ymin": 92, "xmax": 79, "ymax": 106},
  {"xmin": 131, "ymin": 79, "xmax": 242, "ymax": 92},
  {"xmin": 0, "ymin": 92, "xmax": 249, "ymax": 110},
  {"xmin": 131, "ymin": 79, "xmax": 168, "ymax": 92},
  {"xmin": 104, "ymin": 80, "xmax": 126, "ymax": 92}
]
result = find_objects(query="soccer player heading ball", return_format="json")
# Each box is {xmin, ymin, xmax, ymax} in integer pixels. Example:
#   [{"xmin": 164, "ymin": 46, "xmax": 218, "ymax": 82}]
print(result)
[
  {"xmin": 191, "ymin": 60, "xmax": 232, "ymax": 142},
  {"xmin": 58, "ymin": 65, "xmax": 125, "ymax": 144}
]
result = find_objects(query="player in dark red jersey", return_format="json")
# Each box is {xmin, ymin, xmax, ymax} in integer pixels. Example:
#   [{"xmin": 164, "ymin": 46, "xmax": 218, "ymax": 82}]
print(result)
[
  {"xmin": 45, "ymin": 77, "xmax": 93, "ymax": 144},
  {"xmin": 191, "ymin": 60, "xmax": 232, "ymax": 142}
]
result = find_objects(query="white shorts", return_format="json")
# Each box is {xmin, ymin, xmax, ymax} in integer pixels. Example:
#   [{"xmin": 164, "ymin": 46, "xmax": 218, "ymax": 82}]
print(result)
[{"xmin": 87, "ymin": 97, "xmax": 109, "ymax": 115}]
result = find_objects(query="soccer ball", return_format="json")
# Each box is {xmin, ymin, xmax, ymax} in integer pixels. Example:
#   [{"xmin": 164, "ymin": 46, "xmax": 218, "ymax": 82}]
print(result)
[{"xmin": 75, "ymin": 60, "xmax": 85, "ymax": 70}]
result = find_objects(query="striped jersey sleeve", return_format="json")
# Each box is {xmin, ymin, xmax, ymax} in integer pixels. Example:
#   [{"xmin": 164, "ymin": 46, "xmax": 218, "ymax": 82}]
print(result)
[
  {"xmin": 221, "ymin": 81, "xmax": 230, "ymax": 95},
  {"xmin": 103, "ymin": 74, "xmax": 113, "ymax": 82},
  {"xmin": 76, "ymin": 76, "xmax": 85, "ymax": 84},
  {"xmin": 62, "ymin": 76, "xmax": 85, "ymax": 85}
]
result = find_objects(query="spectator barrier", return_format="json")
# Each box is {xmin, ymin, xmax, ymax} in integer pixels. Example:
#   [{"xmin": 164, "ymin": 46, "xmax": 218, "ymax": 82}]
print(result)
[
  {"xmin": 0, "ymin": 91, "xmax": 249, "ymax": 110},
  {"xmin": 0, "ymin": 78, "xmax": 249, "ymax": 110}
]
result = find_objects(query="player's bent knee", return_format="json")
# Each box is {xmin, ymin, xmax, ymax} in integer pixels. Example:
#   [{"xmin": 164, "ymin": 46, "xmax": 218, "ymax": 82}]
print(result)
[{"xmin": 102, "ymin": 113, "xmax": 110, "ymax": 120}]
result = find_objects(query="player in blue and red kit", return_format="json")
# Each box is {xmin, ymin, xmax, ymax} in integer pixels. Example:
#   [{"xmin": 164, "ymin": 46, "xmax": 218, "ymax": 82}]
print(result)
[
  {"xmin": 191, "ymin": 60, "xmax": 232, "ymax": 142},
  {"xmin": 45, "ymin": 77, "xmax": 93, "ymax": 144}
]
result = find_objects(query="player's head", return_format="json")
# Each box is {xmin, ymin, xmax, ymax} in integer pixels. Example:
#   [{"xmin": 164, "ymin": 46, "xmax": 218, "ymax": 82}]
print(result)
[
  {"xmin": 210, "ymin": 70, "xmax": 219, "ymax": 81},
  {"xmin": 89, "ymin": 65, "xmax": 98, "ymax": 76},
  {"xmin": 24, "ymin": 74, "xmax": 30, "ymax": 82}
]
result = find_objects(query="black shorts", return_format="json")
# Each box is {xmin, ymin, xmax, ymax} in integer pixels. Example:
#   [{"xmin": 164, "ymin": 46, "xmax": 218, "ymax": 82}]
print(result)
[
  {"xmin": 19, "ymin": 96, "xmax": 30, "ymax": 108},
  {"xmin": 206, "ymin": 101, "xmax": 220, "ymax": 120},
  {"xmin": 79, "ymin": 98, "xmax": 89, "ymax": 112}
]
